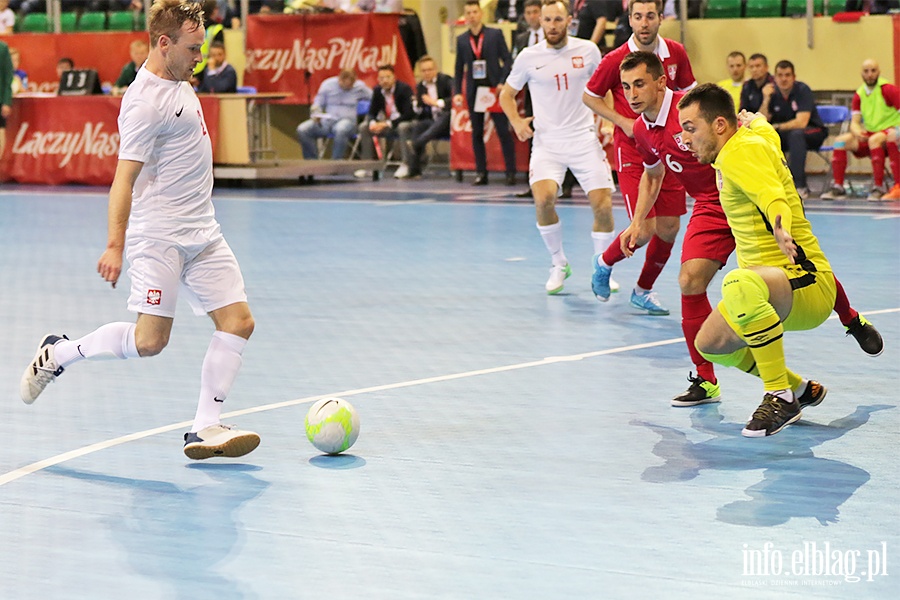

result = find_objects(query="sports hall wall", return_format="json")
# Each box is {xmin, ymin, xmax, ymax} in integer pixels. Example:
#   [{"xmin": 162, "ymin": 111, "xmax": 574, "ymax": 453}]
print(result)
[
  {"xmin": 218, "ymin": 13, "xmax": 898, "ymax": 162},
  {"xmin": 435, "ymin": 14, "xmax": 894, "ymax": 92}
]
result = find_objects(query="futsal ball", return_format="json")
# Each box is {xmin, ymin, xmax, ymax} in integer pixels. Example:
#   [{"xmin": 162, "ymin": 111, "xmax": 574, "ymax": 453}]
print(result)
[{"xmin": 305, "ymin": 397, "xmax": 360, "ymax": 454}]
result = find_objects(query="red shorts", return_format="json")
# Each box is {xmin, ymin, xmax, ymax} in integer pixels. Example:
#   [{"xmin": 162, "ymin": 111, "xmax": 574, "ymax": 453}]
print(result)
[
  {"xmin": 849, "ymin": 130, "xmax": 893, "ymax": 158},
  {"xmin": 681, "ymin": 202, "xmax": 735, "ymax": 265},
  {"xmin": 617, "ymin": 163, "xmax": 686, "ymax": 220}
]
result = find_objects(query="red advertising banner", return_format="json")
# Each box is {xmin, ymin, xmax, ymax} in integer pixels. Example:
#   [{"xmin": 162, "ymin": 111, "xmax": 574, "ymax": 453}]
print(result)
[
  {"xmin": 5, "ymin": 32, "xmax": 146, "ymax": 93},
  {"xmin": 1, "ymin": 96, "xmax": 219, "ymax": 185},
  {"xmin": 450, "ymin": 103, "xmax": 530, "ymax": 173},
  {"xmin": 243, "ymin": 13, "xmax": 414, "ymax": 104}
]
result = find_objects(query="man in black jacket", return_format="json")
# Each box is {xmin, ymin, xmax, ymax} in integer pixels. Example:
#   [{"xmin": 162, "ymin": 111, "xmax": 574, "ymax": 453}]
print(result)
[
  {"xmin": 355, "ymin": 64, "xmax": 415, "ymax": 175},
  {"xmin": 396, "ymin": 56, "xmax": 454, "ymax": 178},
  {"xmin": 453, "ymin": 0, "xmax": 517, "ymax": 185}
]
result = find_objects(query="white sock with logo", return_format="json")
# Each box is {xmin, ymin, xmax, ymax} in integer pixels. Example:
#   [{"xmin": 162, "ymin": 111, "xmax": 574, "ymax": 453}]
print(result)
[
  {"xmin": 55, "ymin": 322, "xmax": 140, "ymax": 368},
  {"xmin": 191, "ymin": 331, "xmax": 248, "ymax": 433},
  {"xmin": 537, "ymin": 221, "xmax": 567, "ymax": 267}
]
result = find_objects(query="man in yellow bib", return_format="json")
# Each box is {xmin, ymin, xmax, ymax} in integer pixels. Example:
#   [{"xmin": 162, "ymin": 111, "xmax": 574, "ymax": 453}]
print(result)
[
  {"xmin": 822, "ymin": 59, "xmax": 900, "ymax": 201},
  {"xmin": 677, "ymin": 83, "xmax": 840, "ymax": 438}
]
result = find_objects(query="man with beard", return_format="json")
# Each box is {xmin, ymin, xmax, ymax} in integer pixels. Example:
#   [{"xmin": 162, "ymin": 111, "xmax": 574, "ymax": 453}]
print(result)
[{"xmin": 500, "ymin": 0, "xmax": 616, "ymax": 295}]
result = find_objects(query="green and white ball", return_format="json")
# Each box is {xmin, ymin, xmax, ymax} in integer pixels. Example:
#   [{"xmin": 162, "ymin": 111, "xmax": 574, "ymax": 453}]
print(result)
[{"xmin": 305, "ymin": 397, "xmax": 360, "ymax": 454}]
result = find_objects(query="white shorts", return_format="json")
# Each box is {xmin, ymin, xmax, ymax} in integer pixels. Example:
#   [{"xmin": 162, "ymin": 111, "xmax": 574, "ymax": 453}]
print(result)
[
  {"xmin": 125, "ymin": 236, "xmax": 248, "ymax": 318},
  {"xmin": 528, "ymin": 134, "xmax": 615, "ymax": 193}
]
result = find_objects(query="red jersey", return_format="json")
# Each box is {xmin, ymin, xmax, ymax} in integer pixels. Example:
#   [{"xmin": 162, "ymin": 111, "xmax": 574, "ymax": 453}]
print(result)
[
  {"xmin": 632, "ymin": 89, "xmax": 722, "ymax": 209},
  {"xmin": 585, "ymin": 36, "xmax": 696, "ymax": 168}
]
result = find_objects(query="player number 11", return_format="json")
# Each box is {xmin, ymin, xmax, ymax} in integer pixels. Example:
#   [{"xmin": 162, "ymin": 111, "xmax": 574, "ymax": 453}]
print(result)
[{"xmin": 554, "ymin": 73, "xmax": 569, "ymax": 91}]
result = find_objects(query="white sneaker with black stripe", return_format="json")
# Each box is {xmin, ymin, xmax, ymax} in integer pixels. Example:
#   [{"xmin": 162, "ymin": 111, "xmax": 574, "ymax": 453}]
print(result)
[
  {"xmin": 20, "ymin": 334, "xmax": 68, "ymax": 404},
  {"xmin": 183, "ymin": 424, "xmax": 261, "ymax": 460}
]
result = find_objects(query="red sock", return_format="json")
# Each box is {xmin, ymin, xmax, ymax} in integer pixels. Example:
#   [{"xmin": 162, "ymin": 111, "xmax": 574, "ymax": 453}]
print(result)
[
  {"xmin": 601, "ymin": 232, "xmax": 630, "ymax": 266},
  {"xmin": 682, "ymin": 293, "xmax": 715, "ymax": 383},
  {"xmin": 832, "ymin": 149, "xmax": 847, "ymax": 186},
  {"xmin": 887, "ymin": 143, "xmax": 900, "ymax": 184},
  {"xmin": 871, "ymin": 145, "xmax": 886, "ymax": 187},
  {"xmin": 833, "ymin": 277, "xmax": 857, "ymax": 327},
  {"xmin": 636, "ymin": 235, "xmax": 674, "ymax": 291}
]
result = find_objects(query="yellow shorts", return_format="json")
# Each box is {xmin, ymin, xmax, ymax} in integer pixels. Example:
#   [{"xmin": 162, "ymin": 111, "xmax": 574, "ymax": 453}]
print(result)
[{"xmin": 719, "ymin": 267, "xmax": 836, "ymax": 334}]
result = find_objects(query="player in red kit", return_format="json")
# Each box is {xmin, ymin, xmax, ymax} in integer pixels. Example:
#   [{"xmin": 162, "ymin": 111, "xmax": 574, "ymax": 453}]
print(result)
[
  {"xmin": 582, "ymin": 0, "xmax": 695, "ymax": 316},
  {"xmin": 617, "ymin": 51, "xmax": 883, "ymax": 406}
]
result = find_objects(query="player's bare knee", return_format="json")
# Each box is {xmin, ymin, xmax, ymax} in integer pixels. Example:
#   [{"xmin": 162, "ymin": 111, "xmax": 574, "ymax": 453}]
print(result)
[
  {"xmin": 655, "ymin": 217, "xmax": 680, "ymax": 242},
  {"xmin": 135, "ymin": 332, "xmax": 169, "ymax": 357},
  {"xmin": 679, "ymin": 270, "xmax": 706, "ymax": 295},
  {"xmin": 222, "ymin": 314, "xmax": 255, "ymax": 339}
]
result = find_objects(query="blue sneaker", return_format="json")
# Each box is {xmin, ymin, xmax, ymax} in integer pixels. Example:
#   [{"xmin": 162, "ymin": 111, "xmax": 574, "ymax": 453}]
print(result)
[
  {"xmin": 591, "ymin": 254, "xmax": 613, "ymax": 301},
  {"xmin": 630, "ymin": 290, "xmax": 670, "ymax": 315}
]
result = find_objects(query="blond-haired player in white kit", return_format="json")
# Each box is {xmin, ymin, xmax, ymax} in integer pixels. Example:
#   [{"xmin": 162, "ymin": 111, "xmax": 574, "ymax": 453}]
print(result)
[
  {"xmin": 19, "ymin": 0, "xmax": 259, "ymax": 460},
  {"xmin": 499, "ymin": 0, "xmax": 617, "ymax": 295}
]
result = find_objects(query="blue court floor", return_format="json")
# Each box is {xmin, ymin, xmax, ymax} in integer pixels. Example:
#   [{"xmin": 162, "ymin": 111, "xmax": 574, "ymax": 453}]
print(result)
[{"xmin": 1, "ymin": 178, "xmax": 898, "ymax": 599}]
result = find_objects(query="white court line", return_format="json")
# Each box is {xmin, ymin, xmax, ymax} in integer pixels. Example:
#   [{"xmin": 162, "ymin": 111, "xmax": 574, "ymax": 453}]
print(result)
[
  {"xmin": 4, "ymin": 306, "xmax": 899, "ymax": 489},
  {"xmin": 0, "ymin": 337, "xmax": 682, "ymax": 488}
]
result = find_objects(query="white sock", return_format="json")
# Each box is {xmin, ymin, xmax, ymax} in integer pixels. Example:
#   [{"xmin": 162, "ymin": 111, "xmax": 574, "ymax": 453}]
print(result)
[
  {"xmin": 767, "ymin": 388, "xmax": 795, "ymax": 404},
  {"xmin": 537, "ymin": 221, "xmax": 567, "ymax": 267},
  {"xmin": 191, "ymin": 331, "xmax": 248, "ymax": 433},
  {"xmin": 793, "ymin": 379, "xmax": 809, "ymax": 397},
  {"xmin": 635, "ymin": 285, "xmax": 651, "ymax": 295},
  {"xmin": 55, "ymin": 322, "xmax": 140, "ymax": 368},
  {"xmin": 591, "ymin": 230, "xmax": 615, "ymax": 256}
]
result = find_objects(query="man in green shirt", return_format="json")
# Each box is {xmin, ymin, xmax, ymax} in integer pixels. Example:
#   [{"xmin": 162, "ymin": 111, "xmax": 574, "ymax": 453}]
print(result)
[{"xmin": 112, "ymin": 39, "xmax": 150, "ymax": 97}]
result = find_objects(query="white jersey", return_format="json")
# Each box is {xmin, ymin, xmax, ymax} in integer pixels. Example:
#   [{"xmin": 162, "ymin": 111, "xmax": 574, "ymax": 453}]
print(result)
[
  {"xmin": 118, "ymin": 67, "xmax": 218, "ymax": 244},
  {"xmin": 505, "ymin": 36, "xmax": 601, "ymax": 144}
]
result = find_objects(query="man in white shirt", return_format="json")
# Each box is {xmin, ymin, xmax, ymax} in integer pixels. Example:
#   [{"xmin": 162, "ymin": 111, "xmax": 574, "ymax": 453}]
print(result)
[
  {"xmin": 499, "ymin": 0, "xmax": 616, "ymax": 295},
  {"xmin": 20, "ymin": 0, "xmax": 260, "ymax": 461}
]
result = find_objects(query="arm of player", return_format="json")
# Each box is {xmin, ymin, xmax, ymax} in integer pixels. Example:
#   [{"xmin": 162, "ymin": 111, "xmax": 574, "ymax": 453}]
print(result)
[
  {"xmin": 583, "ymin": 91, "xmax": 634, "ymax": 137},
  {"xmin": 620, "ymin": 162, "xmax": 665, "ymax": 257},
  {"xmin": 774, "ymin": 111, "xmax": 810, "ymax": 132},
  {"xmin": 499, "ymin": 83, "xmax": 533, "ymax": 141},
  {"xmin": 771, "ymin": 210, "xmax": 797, "ymax": 264},
  {"xmin": 98, "ymin": 159, "xmax": 143, "ymax": 288}
]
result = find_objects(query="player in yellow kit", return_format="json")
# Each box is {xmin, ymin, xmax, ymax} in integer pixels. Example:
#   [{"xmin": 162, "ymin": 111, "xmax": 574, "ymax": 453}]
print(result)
[{"xmin": 676, "ymin": 83, "xmax": 837, "ymax": 438}]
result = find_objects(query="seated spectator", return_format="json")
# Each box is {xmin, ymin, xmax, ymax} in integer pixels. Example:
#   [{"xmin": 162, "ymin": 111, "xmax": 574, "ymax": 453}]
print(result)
[
  {"xmin": 739, "ymin": 53, "xmax": 775, "ymax": 114},
  {"xmin": 57, "ymin": 57, "xmax": 74, "ymax": 80},
  {"xmin": 767, "ymin": 60, "xmax": 828, "ymax": 199},
  {"xmin": 716, "ymin": 51, "xmax": 746, "ymax": 108},
  {"xmin": 662, "ymin": 0, "xmax": 677, "ymax": 19},
  {"xmin": 355, "ymin": 64, "xmax": 415, "ymax": 177},
  {"xmin": 112, "ymin": 39, "xmax": 149, "ymax": 96},
  {"xmin": 296, "ymin": 68, "xmax": 372, "ymax": 160},
  {"xmin": 822, "ymin": 59, "xmax": 900, "ymax": 201},
  {"xmin": 10, "ymin": 47, "xmax": 27, "ymax": 95},
  {"xmin": 0, "ymin": 0, "xmax": 14, "ymax": 35},
  {"xmin": 198, "ymin": 41, "xmax": 237, "ymax": 93},
  {"xmin": 396, "ymin": 55, "xmax": 453, "ymax": 178}
]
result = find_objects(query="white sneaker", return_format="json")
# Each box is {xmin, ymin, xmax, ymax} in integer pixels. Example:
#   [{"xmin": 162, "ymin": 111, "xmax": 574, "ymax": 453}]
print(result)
[
  {"xmin": 354, "ymin": 169, "xmax": 369, "ymax": 179},
  {"xmin": 183, "ymin": 424, "xmax": 261, "ymax": 460},
  {"xmin": 20, "ymin": 334, "xmax": 67, "ymax": 404},
  {"xmin": 393, "ymin": 164, "xmax": 410, "ymax": 179},
  {"xmin": 545, "ymin": 264, "xmax": 571, "ymax": 294}
]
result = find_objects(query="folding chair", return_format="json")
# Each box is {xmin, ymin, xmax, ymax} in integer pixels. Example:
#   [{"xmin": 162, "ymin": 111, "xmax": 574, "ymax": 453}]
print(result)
[
  {"xmin": 343, "ymin": 99, "xmax": 373, "ymax": 160},
  {"xmin": 813, "ymin": 104, "xmax": 851, "ymax": 195}
]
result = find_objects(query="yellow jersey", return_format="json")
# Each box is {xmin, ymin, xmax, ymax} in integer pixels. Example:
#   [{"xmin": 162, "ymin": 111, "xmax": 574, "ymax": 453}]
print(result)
[
  {"xmin": 713, "ymin": 119, "xmax": 832, "ymax": 273},
  {"xmin": 716, "ymin": 78, "xmax": 744, "ymax": 109}
]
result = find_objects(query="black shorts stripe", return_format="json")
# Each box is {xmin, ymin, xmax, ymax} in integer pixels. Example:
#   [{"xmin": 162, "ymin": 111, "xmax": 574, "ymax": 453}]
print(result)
[{"xmin": 789, "ymin": 272, "xmax": 817, "ymax": 290}]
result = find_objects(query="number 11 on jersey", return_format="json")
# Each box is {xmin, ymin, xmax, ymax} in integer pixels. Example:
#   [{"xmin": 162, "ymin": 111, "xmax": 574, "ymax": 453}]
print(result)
[{"xmin": 554, "ymin": 73, "xmax": 569, "ymax": 91}]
